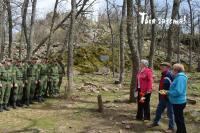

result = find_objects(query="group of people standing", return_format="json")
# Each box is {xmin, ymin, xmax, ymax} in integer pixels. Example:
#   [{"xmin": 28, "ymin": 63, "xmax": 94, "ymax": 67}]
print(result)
[
  {"xmin": 0, "ymin": 57, "xmax": 63, "ymax": 112},
  {"xmin": 136, "ymin": 59, "xmax": 188, "ymax": 133}
]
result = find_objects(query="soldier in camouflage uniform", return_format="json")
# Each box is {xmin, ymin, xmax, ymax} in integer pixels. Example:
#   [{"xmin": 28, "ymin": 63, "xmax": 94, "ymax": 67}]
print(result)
[
  {"xmin": 16, "ymin": 60, "xmax": 25, "ymax": 107},
  {"xmin": 39, "ymin": 58, "xmax": 48, "ymax": 100},
  {"xmin": 0, "ymin": 62, "xmax": 4, "ymax": 112},
  {"xmin": 46, "ymin": 61, "xmax": 59, "ymax": 96},
  {"xmin": 57, "ymin": 58, "xmax": 65, "ymax": 94},
  {"xmin": 33, "ymin": 59, "xmax": 41, "ymax": 102},
  {"xmin": 1, "ymin": 58, "xmax": 13, "ymax": 111},
  {"xmin": 27, "ymin": 57, "xmax": 38, "ymax": 104},
  {"xmin": 51, "ymin": 61, "xmax": 59, "ymax": 95},
  {"xmin": 9, "ymin": 59, "xmax": 19, "ymax": 109},
  {"xmin": 22, "ymin": 60, "xmax": 28, "ymax": 106}
]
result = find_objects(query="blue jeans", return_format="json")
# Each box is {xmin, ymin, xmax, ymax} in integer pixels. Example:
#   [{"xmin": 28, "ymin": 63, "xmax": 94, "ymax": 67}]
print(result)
[{"xmin": 153, "ymin": 98, "xmax": 174, "ymax": 129}]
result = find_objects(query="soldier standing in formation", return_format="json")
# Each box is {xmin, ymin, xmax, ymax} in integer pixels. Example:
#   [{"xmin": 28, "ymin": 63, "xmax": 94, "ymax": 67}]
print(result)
[{"xmin": 0, "ymin": 57, "xmax": 62, "ymax": 112}]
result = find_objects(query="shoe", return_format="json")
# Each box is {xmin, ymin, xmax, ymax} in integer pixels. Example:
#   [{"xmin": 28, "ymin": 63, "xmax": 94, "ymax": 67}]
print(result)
[
  {"xmin": 17, "ymin": 102, "xmax": 23, "ymax": 107},
  {"xmin": 13, "ymin": 103, "xmax": 17, "ymax": 109},
  {"xmin": 148, "ymin": 123, "xmax": 159, "ymax": 128},
  {"xmin": 41, "ymin": 98, "xmax": 45, "ymax": 102},
  {"xmin": 3, "ymin": 104, "xmax": 10, "ymax": 111},
  {"xmin": 164, "ymin": 128, "xmax": 174, "ymax": 133},
  {"xmin": 144, "ymin": 120, "xmax": 150, "ymax": 123},
  {"xmin": 25, "ymin": 101, "xmax": 30, "ymax": 107},
  {"xmin": 0, "ymin": 104, "xmax": 3, "ymax": 112}
]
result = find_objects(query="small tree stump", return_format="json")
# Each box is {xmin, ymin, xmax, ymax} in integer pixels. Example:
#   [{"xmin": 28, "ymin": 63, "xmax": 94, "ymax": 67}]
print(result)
[{"xmin": 97, "ymin": 95, "xmax": 104, "ymax": 113}]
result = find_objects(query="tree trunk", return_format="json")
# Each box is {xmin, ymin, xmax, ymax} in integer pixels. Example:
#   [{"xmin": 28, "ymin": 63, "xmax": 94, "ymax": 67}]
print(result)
[
  {"xmin": 46, "ymin": 0, "xmax": 59, "ymax": 57},
  {"xmin": 66, "ymin": 0, "xmax": 77, "ymax": 96},
  {"xmin": 22, "ymin": 0, "xmax": 29, "ymax": 59},
  {"xmin": 0, "ymin": 1, "xmax": 6, "ymax": 61},
  {"xmin": 119, "ymin": 0, "xmax": 127, "ymax": 84},
  {"xmin": 177, "ymin": 26, "xmax": 180, "ymax": 63},
  {"xmin": 166, "ymin": 0, "xmax": 181, "ymax": 63},
  {"xmin": 27, "ymin": 0, "xmax": 37, "ymax": 60},
  {"xmin": 19, "ymin": 2, "xmax": 26, "ymax": 60},
  {"xmin": 161, "ymin": 0, "xmax": 168, "ymax": 55},
  {"xmin": 187, "ymin": 0, "xmax": 193, "ymax": 72},
  {"xmin": 97, "ymin": 95, "xmax": 104, "ymax": 113},
  {"xmin": 127, "ymin": 0, "xmax": 140, "ymax": 102},
  {"xmin": 136, "ymin": 0, "xmax": 143, "ymax": 58},
  {"xmin": 106, "ymin": 0, "xmax": 115, "ymax": 77},
  {"xmin": 176, "ymin": 13, "xmax": 181, "ymax": 63},
  {"xmin": 149, "ymin": 0, "xmax": 156, "ymax": 69},
  {"xmin": 197, "ymin": 17, "xmax": 200, "ymax": 72},
  {"xmin": 4, "ymin": 0, "xmax": 12, "ymax": 58}
]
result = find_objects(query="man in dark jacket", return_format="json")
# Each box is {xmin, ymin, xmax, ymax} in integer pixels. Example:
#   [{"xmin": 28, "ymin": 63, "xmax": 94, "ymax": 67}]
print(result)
[{"xmin": 149, "ymin": 62, "xmax": 174, "ymax": 133}]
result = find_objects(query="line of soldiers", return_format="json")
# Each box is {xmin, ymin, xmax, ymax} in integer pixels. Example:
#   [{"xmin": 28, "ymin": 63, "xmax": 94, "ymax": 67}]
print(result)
[{"xmin": 0, "ymin": 57, "xmax": 62, "ymax": 112}]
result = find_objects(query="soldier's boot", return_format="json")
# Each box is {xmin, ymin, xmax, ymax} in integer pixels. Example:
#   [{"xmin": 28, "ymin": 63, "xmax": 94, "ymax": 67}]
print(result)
[
  {"xmin": 29, "ymin": 100, "xmax": 33, "ymax": 104},
  {"xmin": 0, "ymin": 104, "xmax": 3, "ymax": 112},
  {"xmin": 17, "ymin": 100, "xmax": 23, "ymax": 107},
  {"xmin": 13, "ymin": 102, "xmax": 17, "ymax": 109},
  {"xmin": 41, "ymin": 96, "xmax": 45, "ymax": 102},
  {"xmin": 3, "ymin": 104, "xmax": 10, "ymax": 111},
  {"xmin": 25, "ymin": 100, "xmax": 30, "ymax": 107},
  {"xmin": 38, "ymin": 96, "xmax": 42, "ymax": 103}
]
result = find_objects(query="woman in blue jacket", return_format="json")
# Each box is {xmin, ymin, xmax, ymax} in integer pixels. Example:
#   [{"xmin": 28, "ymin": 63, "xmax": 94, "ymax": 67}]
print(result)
[{"xmin": 168, "ymin": 64, "xmax": 188, "ymax": 133}]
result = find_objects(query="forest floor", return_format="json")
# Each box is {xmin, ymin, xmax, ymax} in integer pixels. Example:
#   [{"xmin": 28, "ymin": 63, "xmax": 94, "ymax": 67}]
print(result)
[{"xmin": 0, "ymin": 72, "xmax": 200, "ymax": 133}]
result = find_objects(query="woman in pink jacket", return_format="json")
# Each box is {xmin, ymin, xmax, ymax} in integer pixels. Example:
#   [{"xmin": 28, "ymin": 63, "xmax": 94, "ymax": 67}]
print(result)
[{"xmin": 136, "ymin": 59, "xmax": 153, "ymax": 121}]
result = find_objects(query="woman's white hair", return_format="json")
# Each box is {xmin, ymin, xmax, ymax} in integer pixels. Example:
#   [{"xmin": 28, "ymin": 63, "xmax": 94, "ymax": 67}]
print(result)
[{"xmin": 141, "ymin": 59, "xmax": 149, "ymax": 67}]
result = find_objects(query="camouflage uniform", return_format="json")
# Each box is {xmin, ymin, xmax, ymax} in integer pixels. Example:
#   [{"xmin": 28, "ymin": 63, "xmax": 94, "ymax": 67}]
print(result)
[
  {"xmin": 57, "ymin": 62, "xmax": 64, "ymax": 94},
  {"xmin": 22, "ymin": 62, "xmax": 29, "ymax": 105},
  {"xmin": 47, "ymin": 62, "xmax": 59, "ymax": 96},
  {"xmin": 27, "ymin": 61, "xmax": 38, "ymax": 104},
  {"xmin": 39, "ymin": 61, "xmax": 48, "ymax": 99},
  {"xmin": 1, "ymin": 61, "xmax": 13, "ymax": 111},
  {"xmin": 16, "ymin": 63, "xmax": 25, "ymax": 106},
  {"xmin": 0, "ymin": 63, "xmax": 4, "ymax": 112},
  {"xmin": 9, "ymin": 64, "xmax": 18, "ymax": 108}
]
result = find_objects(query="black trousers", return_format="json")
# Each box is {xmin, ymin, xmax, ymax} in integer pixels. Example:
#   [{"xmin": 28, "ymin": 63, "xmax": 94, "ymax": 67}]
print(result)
[
  {"xmin": 136, "ymin": 92, "xmax": 151, "ymax": 120},
  {"xmin": 173, "ymin": 103, "xmax": 187, "ymax": 133}
]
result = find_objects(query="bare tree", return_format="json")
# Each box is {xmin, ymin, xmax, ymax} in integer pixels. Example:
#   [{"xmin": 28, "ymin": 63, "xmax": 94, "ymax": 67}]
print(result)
[
  {"xmin": 197, "ymin": 16, "xmax": 200, "ymax": 71},
  {"xmin": 105, "ymin": 0, "xmax": 115, "ymax": 77},
  {"xmin": 119, "ymin": 0, "xmax": 127, "ymax": 84},
  {"xmin": 27, "ymin": 0, "xmax": 37, "ymax": 60},
  {"xmin": 187, "ymin": 0, "xmax": 194, "ymax": 72},
  {"xmin": 0, "ymin": 1, "xmax": 6, "ymax": 60},
  {"xmin": 4, "ymin": 0, "xmax": 13, "ymax": 58},
  {"xmin": 166, "ymin": 0, "xmax": 181, "ymax": 63},
  {"xmin": 148, "ymin": 0, "xmax": 156, "ymax": 68},
  {"xmin": 176, "ymin": 13, "xmax": 181, "ymax": 63},
  {"xmin": 160, "ymin": 0, "xmax": 168, "ymax": 54},
  {"xmin": 135, "ymin": 0, "xmax": 143, "ymax": 58},
  {"xmin": 66, "ymin": 0, "xmax": 77, "ymax": 96},
  {"xmin": 46, "ymin": 0, "xmax": 59, "ymax": 57},
  {"xmin": 32, "ymin": 0, "xmax": 91, "ymax": 55},
  {"xmin": 127, "ymin": 0, "xmax": 140, "ymax": 102}
]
